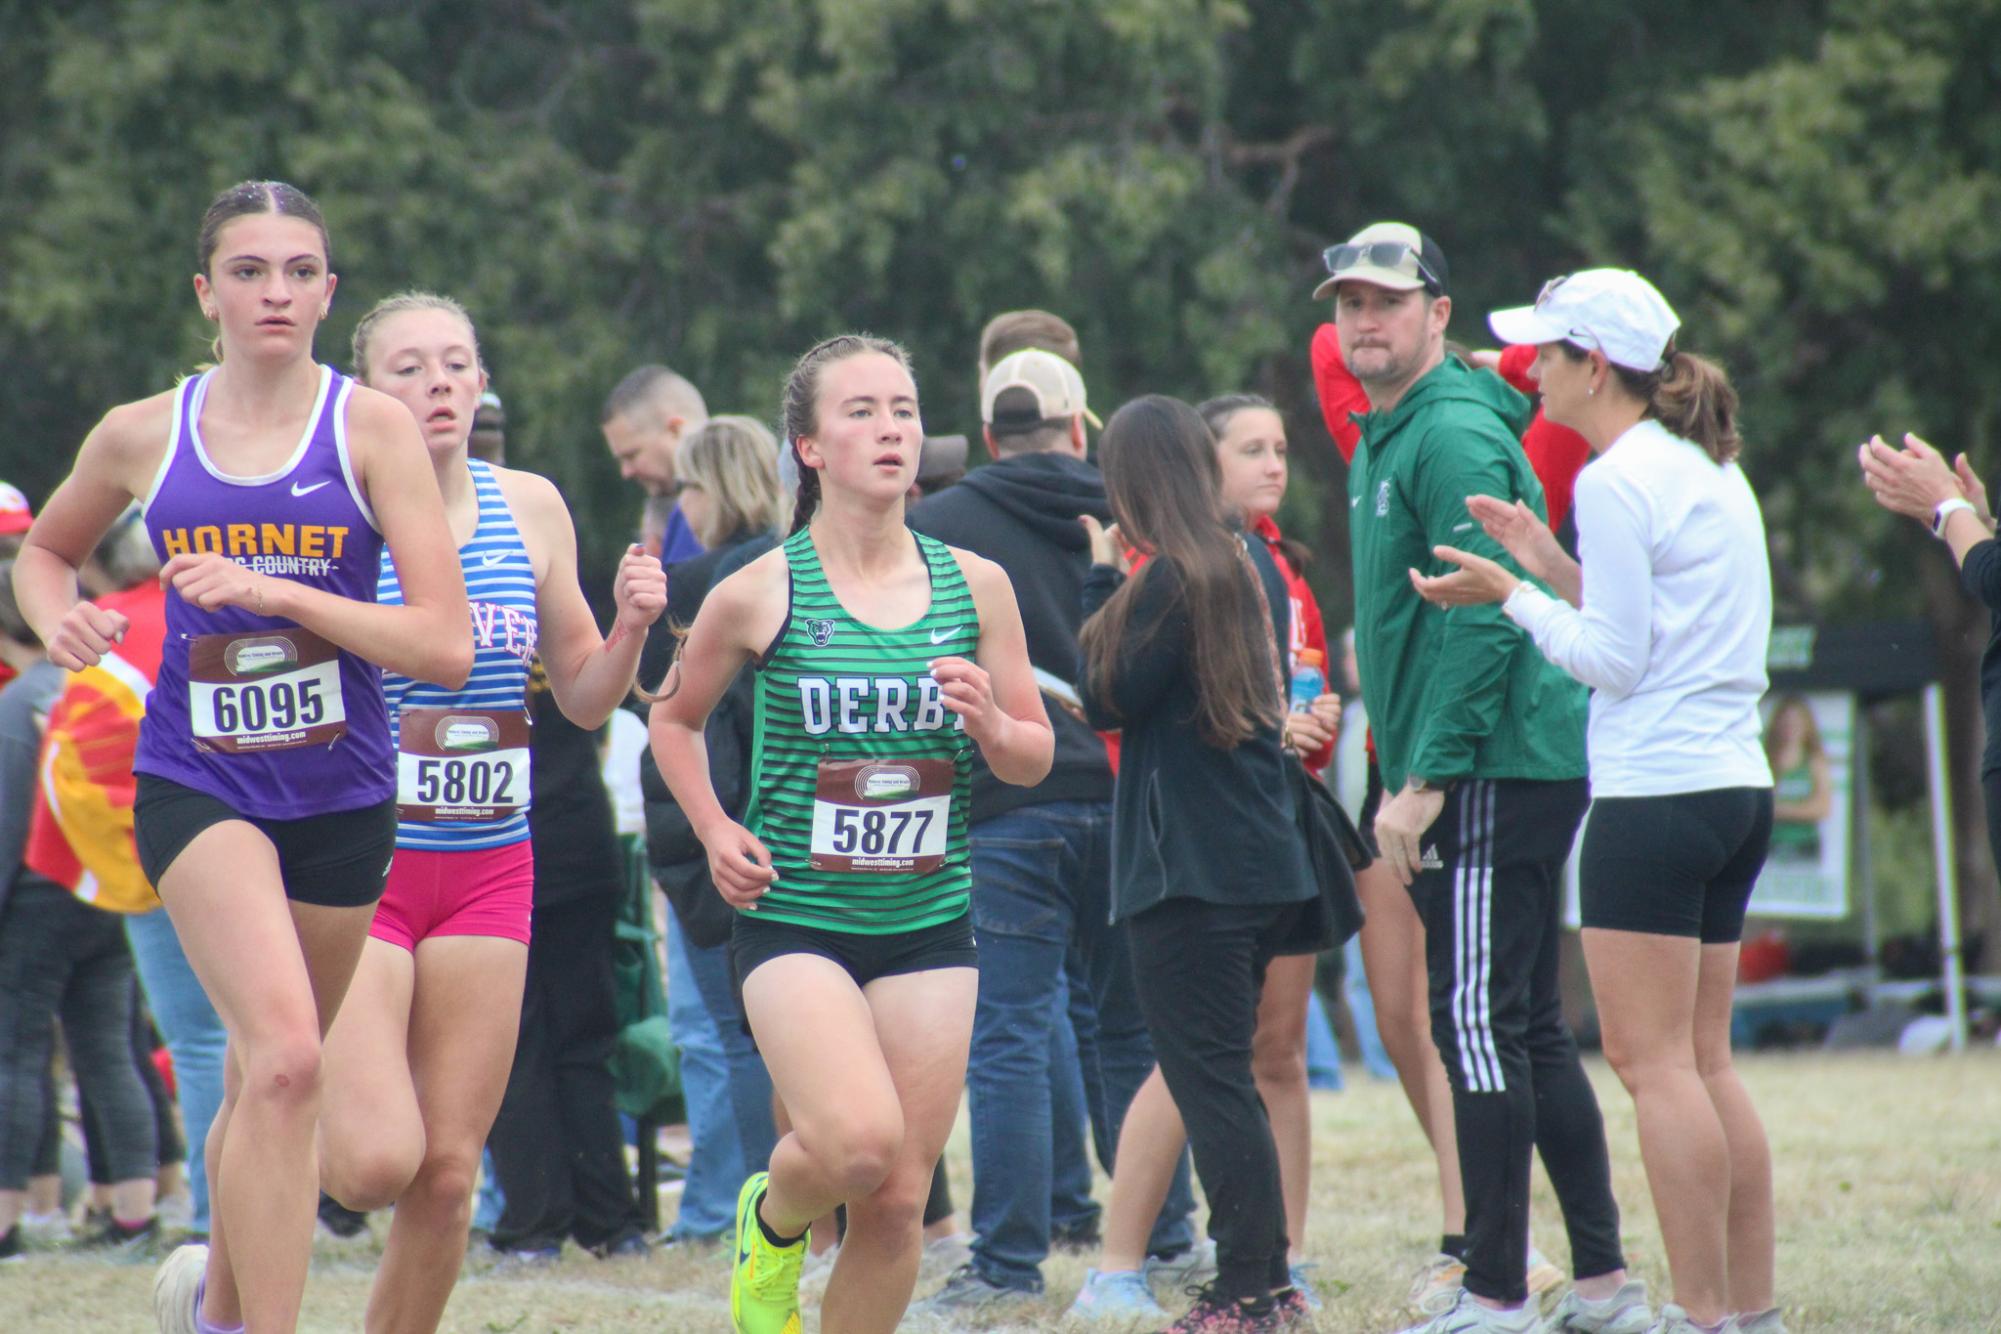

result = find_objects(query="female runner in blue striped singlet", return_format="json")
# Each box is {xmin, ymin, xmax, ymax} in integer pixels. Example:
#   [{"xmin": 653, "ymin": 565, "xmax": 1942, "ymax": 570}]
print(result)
[{"xmin": 314, "ymin": 293, "xmax": 665, "ymax": 1333}]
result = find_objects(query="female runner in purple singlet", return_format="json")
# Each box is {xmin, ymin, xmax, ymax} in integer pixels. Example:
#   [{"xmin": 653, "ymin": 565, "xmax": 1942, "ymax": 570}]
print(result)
[{"xmin": 12, "ymin": 181, "xmax": 471, "ymax": 1334}]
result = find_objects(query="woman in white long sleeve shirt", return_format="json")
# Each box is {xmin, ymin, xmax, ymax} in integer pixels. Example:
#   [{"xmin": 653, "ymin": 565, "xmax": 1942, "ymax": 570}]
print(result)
[{"xmin": 1412, "ymin": 270, "xmax": 1784, "ymax": 1334}]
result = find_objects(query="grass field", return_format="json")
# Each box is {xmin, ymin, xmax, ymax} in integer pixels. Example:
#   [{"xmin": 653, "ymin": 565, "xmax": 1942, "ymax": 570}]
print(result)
[{"xmin": 9, "ymin": 1052, "xmax": 1999, "ymax": 1332}]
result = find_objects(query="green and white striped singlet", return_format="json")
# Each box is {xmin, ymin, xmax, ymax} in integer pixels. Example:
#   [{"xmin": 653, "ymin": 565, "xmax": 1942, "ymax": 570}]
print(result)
[{"xmin": 744, "ymin": 526, "xmax": 980, "ymax": 934}]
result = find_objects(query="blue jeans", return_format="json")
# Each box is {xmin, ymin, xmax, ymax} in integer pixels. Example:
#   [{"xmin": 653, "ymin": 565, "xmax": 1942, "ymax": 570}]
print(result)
[
  {"xmin": 966, "ymin": 801, "xmax": 1195, "ymax": 1292},
  {"xmin": 124, "ymin": 907, "xmax": 226, "ymax": 1235},
  {"xmin": 1047, "ymin": 990, "xmax": 1099, "ymax": 1236},
  {"xmin": 664, "ymin": 910, "xmax": 774, "ymax": 1238},
  {"xmin": 1304, "ymin": 989, "xmax": 1345, "ymax": 1091},
  {"xmin": 474, "ymin": 1146, "xmax": 505, "ymax": 1234}
]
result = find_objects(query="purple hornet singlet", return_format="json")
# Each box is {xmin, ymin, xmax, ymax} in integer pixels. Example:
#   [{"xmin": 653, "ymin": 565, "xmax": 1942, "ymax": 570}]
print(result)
[{"xmin": 134, "ymin": 365, "xmax": 394, "ymax": 819}]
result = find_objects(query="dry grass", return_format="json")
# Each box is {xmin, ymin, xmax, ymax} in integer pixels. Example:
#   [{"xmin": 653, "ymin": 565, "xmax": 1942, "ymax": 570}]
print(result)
[{"xmin": 10, "ymin": 1052, "xmax": 2000, "ymax": 1332}]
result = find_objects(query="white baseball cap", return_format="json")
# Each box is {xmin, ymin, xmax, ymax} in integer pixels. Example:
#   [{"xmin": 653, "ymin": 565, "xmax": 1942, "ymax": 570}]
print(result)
[
  {"xmin": 981, "ymin": 348, "xmax": 1101, "ymax": 429},
  {"xmin": 1487, "ymin": 268, "xmax": 1680, "ymax": 371}
]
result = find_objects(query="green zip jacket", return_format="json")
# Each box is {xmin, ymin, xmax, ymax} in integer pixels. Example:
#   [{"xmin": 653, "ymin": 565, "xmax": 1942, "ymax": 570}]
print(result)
[{"xmin": 1347, "ymin": 357, "xmax": 1587, "ymax": 793}]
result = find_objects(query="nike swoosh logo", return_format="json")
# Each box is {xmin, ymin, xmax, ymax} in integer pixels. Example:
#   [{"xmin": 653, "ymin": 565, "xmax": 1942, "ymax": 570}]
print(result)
[
  {"xmin": 929, "ymin": 627, "xmax": 957, "ymax": 645},
  {"xmin": 480, "ymin": 552, "xmax": 508, "ymax": 566},
  {"xmin": 1350, "ymin": 497, "xmax": 1361, "ymax": 508},
  {"xmin": 290, "ymin": 480, "xmax": 332, "ymax": 497}
]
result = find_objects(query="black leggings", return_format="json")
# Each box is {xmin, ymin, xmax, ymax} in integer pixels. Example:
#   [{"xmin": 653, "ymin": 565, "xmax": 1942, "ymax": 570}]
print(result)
[
  {"xmin": 0, "ymin": 882, "xmax": 157, "ymax": 1189},
  {"xmin": 84, "ymin": 990, "xmax": 184, "ymax": 1184},
  {"xmin": 1126, "ymin": 895, "xmax": 1313, "ymax": 1303}
]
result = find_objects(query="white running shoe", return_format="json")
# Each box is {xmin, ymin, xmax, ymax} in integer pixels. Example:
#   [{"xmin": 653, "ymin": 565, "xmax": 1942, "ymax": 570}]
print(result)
[
  {"xmin": 1144, "ymin": 1238, "xmax": 1219, "ymax": 1294},
  {"xmin": 19, "ymin": 1209, "xmax": 74, "ymax": 1248},
  {"xmin": 1409, "ymin": 1253, "xmax": 1469, "ymax": 1316},
  {"xmin": 1645, "ymin": 1304, "xmax": 1734, "ymax": 1334},
  {"xmin": 1398, "ymin": 1288, "xmax": 1541, "ymax": 1333},
  {"xmin": 151, "ymin": 1243, "xmax": 208, "ymax": 1334},
  {"xmin": 1542, "ymin": 1280, "xmax": 1652, "ymax": 1333},
  {"xmin": 1525, "ymin": 1248, "xmax": 1565, "ymax": 1303},
  {"xmin": 1068, "ymin": 1267, "xmax": 1169, "ymax": 1322},
  {"xmin": 1732, "ymin": 1310, "xmax": 1785, "ymax": 1334}
]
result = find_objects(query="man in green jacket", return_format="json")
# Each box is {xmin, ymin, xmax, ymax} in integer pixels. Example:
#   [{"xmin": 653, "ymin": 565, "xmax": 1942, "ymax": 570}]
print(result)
[{"xmin": 1324, "ymin": 223, "xmax": 1638, "ymax": 1334}]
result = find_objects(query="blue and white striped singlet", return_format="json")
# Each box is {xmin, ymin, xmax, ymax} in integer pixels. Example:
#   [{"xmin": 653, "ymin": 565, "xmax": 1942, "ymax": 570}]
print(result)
[{"xmin": 378, "ymin": 458, "xmax": 538, "ymax": 850}]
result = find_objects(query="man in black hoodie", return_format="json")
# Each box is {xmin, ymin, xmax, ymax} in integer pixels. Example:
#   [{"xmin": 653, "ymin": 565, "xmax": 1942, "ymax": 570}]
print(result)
[{"xmin": 909, "ymin": 348, "xmax": 1196, "ymax": 1311}]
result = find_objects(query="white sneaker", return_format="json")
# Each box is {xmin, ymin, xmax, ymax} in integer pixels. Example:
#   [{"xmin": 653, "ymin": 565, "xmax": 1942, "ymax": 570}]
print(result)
[
  {"xmin": 1525, "ymin": 1248, "xmax": 1565, "ymax": 1303},
  {"xmin": 1398, "ymin": 1288, "xmax": 1541, "ymax": 1333},
  {"xmin": 1068, "ymin": 1267, "xmax": 1169, "ymax": 1322},
  {"xmin": 1543, "ymin": 1280, "xmax": 1652, "ymax": 1333},
  {"xmin": 1408, "ymin": 1253, "xmax": 1469, "ymax": 1316},
  {"xmin": 1732, "ymin": 1310, "xmax": 1785, "ymax": 1334},
  {"xmin": 19, "ymin": 1209, "xmax": 74, "ymax": 1248},
  {"xmin": 1645, "ymin": 1305, "xmax": 1734, "ymax": 1334},
  {"xmin": 1144, "ymin": 1238, "xmax": 1218, "ymax": 1294},
  {"xmin": 151, "ymin": 1243, "xmax": 208, "ymax": 1334}
]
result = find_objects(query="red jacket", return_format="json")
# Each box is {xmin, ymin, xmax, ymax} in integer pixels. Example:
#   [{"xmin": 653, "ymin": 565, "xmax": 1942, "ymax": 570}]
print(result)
[
  {"xmin": 1493, "ymin": 345, "xmax": 1593, "ymax": 533},
  {"xmin": 1309, "ymin": 327, "xmax": 1592, "ymax": 531},
  {"xmin": 1252, "ymin": 515, "xmax": 1334, "ymax": 774}
]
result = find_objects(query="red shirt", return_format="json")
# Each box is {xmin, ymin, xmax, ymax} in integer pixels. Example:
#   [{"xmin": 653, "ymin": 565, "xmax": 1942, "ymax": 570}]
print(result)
[
  {"xmin": 1494, "ymin": 345, "xmax": 1593, "ymax": 533},
  {"xmin": 1309, "ymin": 327, "xmax": 1592, "ymax": 530},
  {"xmin": 1252, "ymin": 515, "xmax": 1334, "ymax": 774}
]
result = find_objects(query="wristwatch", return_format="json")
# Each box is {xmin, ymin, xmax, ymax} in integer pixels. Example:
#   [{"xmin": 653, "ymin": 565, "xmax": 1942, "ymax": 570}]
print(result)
[{"xmin": 1933, "ymin": 497, "xmax": 1976, "ymax": 538}]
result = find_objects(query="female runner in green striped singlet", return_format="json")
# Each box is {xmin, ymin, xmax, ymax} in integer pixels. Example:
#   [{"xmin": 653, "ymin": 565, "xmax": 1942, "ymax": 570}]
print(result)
[{"xmin": 650, "ymin": 334, "xmax": 1052, "ymax": 1334}]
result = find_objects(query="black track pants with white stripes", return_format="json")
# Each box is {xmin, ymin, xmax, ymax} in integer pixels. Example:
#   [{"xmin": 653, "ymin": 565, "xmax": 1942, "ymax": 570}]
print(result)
[{"xmin": 1407, "ymin": 777, "xmax": 1625, "ymax": 1304}]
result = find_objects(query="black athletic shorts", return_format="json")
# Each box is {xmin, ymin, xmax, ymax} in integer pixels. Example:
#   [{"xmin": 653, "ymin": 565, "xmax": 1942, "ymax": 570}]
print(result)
[
  {"xmin": 730, "ymin": 910, "xmax": 977, "ymax": 1023},
  {"xmin": 1578, "ymin": 787, "xmax": 1774, "ymax": 944},
  {"xmin": 134, "ymin": 774, "xmax": 398, "ymax": 910}
]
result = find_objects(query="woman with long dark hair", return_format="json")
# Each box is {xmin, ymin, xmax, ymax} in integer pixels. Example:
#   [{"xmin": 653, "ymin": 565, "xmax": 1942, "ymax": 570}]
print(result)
[{"xmin": 1077, "ymin": 395, "xmax": 1317, "ymax": 1333}]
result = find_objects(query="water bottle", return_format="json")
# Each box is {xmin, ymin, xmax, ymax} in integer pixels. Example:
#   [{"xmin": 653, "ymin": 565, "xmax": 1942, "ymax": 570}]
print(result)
[{"xmin": 1289, "ymin": 648, "xmax": 1325, "ymax": 713}]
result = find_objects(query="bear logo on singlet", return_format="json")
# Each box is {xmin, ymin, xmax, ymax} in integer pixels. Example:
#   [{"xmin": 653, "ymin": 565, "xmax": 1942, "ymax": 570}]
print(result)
[{"xmin": 807, "ymin": 618, "xmax": 836, "ymax": 648}]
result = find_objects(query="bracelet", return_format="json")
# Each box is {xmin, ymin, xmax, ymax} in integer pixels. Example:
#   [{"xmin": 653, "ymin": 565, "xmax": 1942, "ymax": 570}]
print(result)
[{"xmin": 1933, "ymin": 497, "xmax": 1977, "ymax": 539}]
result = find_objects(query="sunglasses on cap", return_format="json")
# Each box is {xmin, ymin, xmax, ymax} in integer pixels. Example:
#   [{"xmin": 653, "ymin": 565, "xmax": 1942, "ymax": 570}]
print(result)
[{"xmin": 1321, "ymin": 241, "xmax": 1444, "ymax": 294}]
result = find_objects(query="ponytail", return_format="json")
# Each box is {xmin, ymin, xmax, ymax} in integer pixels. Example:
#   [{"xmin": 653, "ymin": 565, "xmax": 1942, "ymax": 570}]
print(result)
[
  {"xmin": 789, "ymin": 449, "xmax": 822, "ymax": 535},
  {"xmin": 1611, "ymin": 342, "xmax": 1741, "ymax": 464}
]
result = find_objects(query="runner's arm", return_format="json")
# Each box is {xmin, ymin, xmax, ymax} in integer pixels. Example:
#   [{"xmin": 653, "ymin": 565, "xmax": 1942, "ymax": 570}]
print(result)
[
  {"xmin": 15, "ymin": 398, "xmax": 172, "ymax": 669},
  {"xmin": 511, "ymin": 470, "xmax": 665, "ymax": 728},
  {"xmin": 647, "ymin": 555, "xmax": 775, "ymax": 840}
]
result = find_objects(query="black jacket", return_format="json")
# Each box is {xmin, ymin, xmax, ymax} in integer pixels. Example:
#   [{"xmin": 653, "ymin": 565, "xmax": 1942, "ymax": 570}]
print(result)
[
  {"xmin": 1963, "ymin": 539, "xmax": 2001, "ymax": 778},
  {"xmin": 1078, "ymin": 543, "xmax": 1313, "ymax": 922},
  {"xmin": 637, "ymin": 529, "xmax": 778, "ymax": 946},
  {"xmin": 908, "ymin": 451, "xmax": 1115, "ymax": 822}
]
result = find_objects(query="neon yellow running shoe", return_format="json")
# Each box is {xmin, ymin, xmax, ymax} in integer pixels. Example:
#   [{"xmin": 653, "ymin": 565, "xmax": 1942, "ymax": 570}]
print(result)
[{"xmin": 731, "ymin": 1172, "xmax": 807, "ymax": 1334}]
